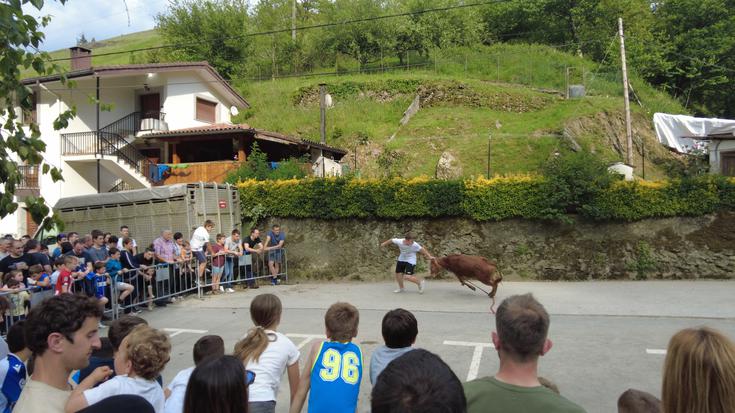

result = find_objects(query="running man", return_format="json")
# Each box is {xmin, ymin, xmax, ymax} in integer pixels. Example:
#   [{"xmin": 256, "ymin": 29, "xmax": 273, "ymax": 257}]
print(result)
[{"xmin": 380, "ymin": 233, "xmax": 433, "ymax": 294}]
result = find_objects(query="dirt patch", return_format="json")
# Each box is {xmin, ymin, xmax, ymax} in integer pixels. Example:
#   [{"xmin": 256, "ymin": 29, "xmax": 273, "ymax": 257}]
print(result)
[{"xmin": 292, "ymin": 79, "xmax": 557, "ymax": 112}]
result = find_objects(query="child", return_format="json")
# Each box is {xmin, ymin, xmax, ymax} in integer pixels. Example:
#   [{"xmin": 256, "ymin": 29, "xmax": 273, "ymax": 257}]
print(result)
[
  {"xmin": 92, "ymin": 262, "xmax": 111, "ymax": 326},
  {"xmin": 49, "ymin": 257, "xmax": 64, "ymax": 287},
  {"xmin": 164, "ymin": 335, "xmax": 225, "ymax": 413},
  {"xmin": 209, "ymin": 234, "xmax": 226, "ymax": 294},
  {"xmin": 234, "ymin": 294, "xmax": 300, "ymax": 412},
  {"xmin": 106, "ymin": 248, "xmax": 134, "ymax": 305},
  {"xmin": 55, "ymin": 255, "xmax": 77, "ymax": 295},
  {"xmin": 0, "ymin": 271, "xmax": 23, "ymax": 292},
  {"xmin": 370, "ymin": 308, "xmax": 417, "ymax": 384},
  {"xmin": 4, "ymin": 279, "xmax": 30, "ymax": 324},
  {"xmin": 0, "ymin": 321, "xmax": 31, "ymax": 412},
  {"xmin": 182, "ymin": 356, "xmax": 250, "ymax": 413},
  {"xmin": 28, "ymin": 264, "xmax": 51, "ymax": 290},
  {"xmin": 66, "ymin": 324, "xmax": 171, "ymax": 413},
  {"xmin": 290, "ymin": 302, "xmax": 362, "ymax": 413}
]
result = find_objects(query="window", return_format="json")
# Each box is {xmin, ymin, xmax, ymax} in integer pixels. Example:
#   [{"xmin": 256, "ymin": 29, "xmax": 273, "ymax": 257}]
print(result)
[{"xmin": 196, "ymin": 98, "xmax": 217, "ymax": 123}]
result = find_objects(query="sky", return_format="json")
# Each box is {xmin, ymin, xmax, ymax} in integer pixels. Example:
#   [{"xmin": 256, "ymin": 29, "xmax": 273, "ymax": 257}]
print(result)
[{"xmin": 23, "ymin": 0, "xmax": 170, "ymax": 51}]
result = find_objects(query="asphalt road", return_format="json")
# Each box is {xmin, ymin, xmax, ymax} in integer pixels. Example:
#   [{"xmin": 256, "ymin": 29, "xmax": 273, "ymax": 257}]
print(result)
[{"xmin": 137, "ymin": 280, "xmax": 735, "ymax": 413}]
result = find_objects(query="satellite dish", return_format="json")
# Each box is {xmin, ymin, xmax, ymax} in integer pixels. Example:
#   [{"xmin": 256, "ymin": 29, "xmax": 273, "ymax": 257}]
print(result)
[
  {"xmin": 325, "ymin": 94, "xmax": 334, "ymax": 108},
  {"xmin": 230, "ymin": 106, "xmax": 239, "ymax": 116}
]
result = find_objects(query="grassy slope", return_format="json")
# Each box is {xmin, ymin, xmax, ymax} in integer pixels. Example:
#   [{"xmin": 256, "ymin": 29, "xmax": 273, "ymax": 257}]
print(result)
[
  {"xmin": 236, "ymin": 44, "xmax": 685, "ymax": 178},
  {"xmin": 32, "ymin": 32, "xmax": 685, "ymax": 178}
]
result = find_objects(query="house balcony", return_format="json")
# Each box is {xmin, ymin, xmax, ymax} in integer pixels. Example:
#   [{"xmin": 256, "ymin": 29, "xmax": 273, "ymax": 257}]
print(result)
[{"xmin": 16, "ymin": 165, "xmax": 40, "ymax": 197}]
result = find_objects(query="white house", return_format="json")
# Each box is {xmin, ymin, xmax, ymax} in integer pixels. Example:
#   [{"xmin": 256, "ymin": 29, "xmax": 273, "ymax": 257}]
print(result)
[{"xmin": 1, "ymin": 47, "xmax": 345, "ymax": 237}]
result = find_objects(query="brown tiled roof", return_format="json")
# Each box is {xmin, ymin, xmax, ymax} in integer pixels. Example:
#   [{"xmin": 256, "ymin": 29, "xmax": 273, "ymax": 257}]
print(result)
[
  {"xmin": 22, "ymin": 61, "xmax": 249, "ymax": 108},
  {"xmin": 142, "ymin": 124, "xmax": 347, "ymax": 157},
  {"xmin": 143, "ymin": 123, "xmax": 253, "ymax": 137}
]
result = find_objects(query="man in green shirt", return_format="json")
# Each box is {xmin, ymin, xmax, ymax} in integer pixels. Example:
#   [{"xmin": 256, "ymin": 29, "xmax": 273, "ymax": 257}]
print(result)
[{"xmin": 463, "ymin": 293, "xmax": 587, "ymax": 413}]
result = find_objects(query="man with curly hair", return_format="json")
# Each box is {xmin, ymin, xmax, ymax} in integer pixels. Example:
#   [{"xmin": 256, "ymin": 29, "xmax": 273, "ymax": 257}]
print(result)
[
  {"xmin": 15, "ymin": 294, "xmax": 103, "ymax": 413},
  {"xmin": 66, "ymin": 324, "xmax": 171, "ymax": 412}
]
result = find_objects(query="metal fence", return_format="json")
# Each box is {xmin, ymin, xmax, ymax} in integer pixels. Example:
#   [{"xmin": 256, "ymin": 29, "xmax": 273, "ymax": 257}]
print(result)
[{"xmin": 0, "ymin": 248, "xmax": 288, "ymax": 333}]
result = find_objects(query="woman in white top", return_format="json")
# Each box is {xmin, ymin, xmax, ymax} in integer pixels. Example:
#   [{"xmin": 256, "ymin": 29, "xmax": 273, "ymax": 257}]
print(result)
[{"xmin": 234, "ymin": 294, "xmax": 300, "ymax": 413}]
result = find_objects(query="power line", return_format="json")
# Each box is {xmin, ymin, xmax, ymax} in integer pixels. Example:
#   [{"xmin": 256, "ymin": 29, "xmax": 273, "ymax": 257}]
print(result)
[{"xmin": 47, "ymin": 0, "xmax": 517, "ymax": 62}]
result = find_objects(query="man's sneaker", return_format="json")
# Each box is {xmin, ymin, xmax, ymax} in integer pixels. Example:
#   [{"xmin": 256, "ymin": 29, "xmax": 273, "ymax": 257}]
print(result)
[
  {"xmin": 226, "ymin": 288, "xmax": 235, "ymax": 293},
  {"xmin": 393, "ymin": 288, "xmax": 405, "ymax": 293},
  {"xmin": 419, "ymin": 280, "xmax": 426, "ymax": 294},
  {"xmin": 271, "ymin": 278, "xmax": 280, "ymax": 286},
  {"xmin": 219, "ymin": 286, "xmax": 225, "ymax": 292}
]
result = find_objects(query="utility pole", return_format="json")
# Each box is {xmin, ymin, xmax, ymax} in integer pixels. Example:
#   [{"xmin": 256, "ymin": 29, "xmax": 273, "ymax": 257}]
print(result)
[
  {"xmin": 291, "ymin": 0, "xmax": 297, "ymax": 41},
  {"xmin": 618, "ymin": 17, "xmax": 634, "ymax": 167},
  {"xmin": 319, "ymin": 83, "xmax": 327, "ymax": 177}
]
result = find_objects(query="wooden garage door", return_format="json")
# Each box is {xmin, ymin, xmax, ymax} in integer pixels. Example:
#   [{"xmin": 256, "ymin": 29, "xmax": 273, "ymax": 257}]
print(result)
[{"xmin": 723, "ymin": 152, "xmax": 735, "ymax": 176}]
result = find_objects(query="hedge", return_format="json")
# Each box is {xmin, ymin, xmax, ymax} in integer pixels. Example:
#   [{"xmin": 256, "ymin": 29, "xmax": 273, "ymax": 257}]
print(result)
[{"xmin": 236, "ymin": 175, "xmax": 735, "ymax": 222}]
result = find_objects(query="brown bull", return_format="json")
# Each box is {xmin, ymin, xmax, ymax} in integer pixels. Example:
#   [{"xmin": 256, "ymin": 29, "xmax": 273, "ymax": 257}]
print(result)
[{"xmin": 430, "ymin": 254, "xmax": 503, "ymax": 298}]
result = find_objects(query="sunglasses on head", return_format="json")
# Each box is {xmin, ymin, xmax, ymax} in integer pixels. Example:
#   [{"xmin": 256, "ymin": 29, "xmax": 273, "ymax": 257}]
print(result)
[{"xmin": 246, "ymin": 370, "xmax": 256, "ymax": 386}]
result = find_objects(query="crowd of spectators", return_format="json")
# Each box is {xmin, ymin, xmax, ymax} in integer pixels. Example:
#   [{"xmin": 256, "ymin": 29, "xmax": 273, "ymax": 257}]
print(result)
[
  {"xmin": 0, "ymin": 221, "xmax": 288, "ymax": 332},
  {"xmin": 0, "ymin": 289, "xmax": 730, "ymax": 413}
]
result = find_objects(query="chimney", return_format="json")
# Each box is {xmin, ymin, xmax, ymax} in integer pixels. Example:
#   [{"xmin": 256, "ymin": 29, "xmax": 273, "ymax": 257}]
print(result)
[{"xmin": 69, "ymin": 46, "xmax": 92, "ymax": 71}]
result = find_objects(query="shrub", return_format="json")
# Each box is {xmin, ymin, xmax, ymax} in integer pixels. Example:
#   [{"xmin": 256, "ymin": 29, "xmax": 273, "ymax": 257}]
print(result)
[
  {"xmin": 226, "ymin": 142, "xmax": 308, "ymax": 183},
  {"xmin": 236, "ymin": 175, "xmax": 735, "ymax": 222}
]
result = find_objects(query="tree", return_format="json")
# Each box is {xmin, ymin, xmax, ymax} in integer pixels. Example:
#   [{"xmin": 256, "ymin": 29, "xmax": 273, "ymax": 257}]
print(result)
[
  {"xmin": 652, "ymin": 0, "xmax": 735, "ymax": 117},
  {"xmin": 1, "ymin": 0, "xmax": 75, "ymax": 231},
  {"xmin": 77, "ymin": 32, "xmax": 88, "ymax": 46},
  {"xmin": 156, "ymin": 0, "xmax": 251, "ymax": 80}
]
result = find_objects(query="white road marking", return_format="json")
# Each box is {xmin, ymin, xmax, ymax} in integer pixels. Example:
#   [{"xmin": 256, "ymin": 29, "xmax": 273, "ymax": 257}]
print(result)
[
  {"xmin": 163, "ymin": 328, "xmax": 209, "ymax": 337},
  {"xmin": 287, "ymin": 333, "xmax": 325, "ymax": 350},
  {"xmin": 646, "ymin": 349, "xmax": 667, "ymax": 355},
  {"xmin": 443, "ymin": 340, "xmax": 496, "ymax": 381}
]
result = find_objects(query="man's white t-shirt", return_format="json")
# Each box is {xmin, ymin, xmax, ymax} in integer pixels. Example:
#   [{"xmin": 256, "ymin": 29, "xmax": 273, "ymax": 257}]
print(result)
[
  {"xmin": 117, "ymin": 237, "xmax": 137, "ymax": 250},
  {"xmin": 392, "ymin": 238, "xmax": 423, "ymax": 265},
  {"xmin": 164, "ymin": 367, "xmax": 193, "ymax": 413},
  {"xmin": 83, "ymin": 375, "xmax": 165, "ymax": 413},
  {"xmin": 15, "ymin": 379, "xmax": 71, "ymax": 413},
  {"xmin": 245, "ymin": 331, "xmax": 300, "ymax": 402},
  {"xmin": 189, "ymin": 227, "xmax": 210, "ymax": 252}
]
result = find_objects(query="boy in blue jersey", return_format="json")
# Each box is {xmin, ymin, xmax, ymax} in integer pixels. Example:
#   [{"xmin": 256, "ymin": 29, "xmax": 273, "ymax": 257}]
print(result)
[
  {"xmin": 290, "ymin": 302, "xmax": 362, "ymax": 413},
  {"xmin": 0, "ymin": 321, "xmax": 30, "ymax": 412}
]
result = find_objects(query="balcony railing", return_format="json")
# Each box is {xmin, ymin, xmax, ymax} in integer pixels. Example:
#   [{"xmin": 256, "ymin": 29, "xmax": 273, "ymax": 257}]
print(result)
[
  {"xmin": 17, "ymin": 165, "xmax": 39, "ymax": 189},
  {"xmin": 61, "ymin": 131, "xmax": 160, "ymax": 184}
]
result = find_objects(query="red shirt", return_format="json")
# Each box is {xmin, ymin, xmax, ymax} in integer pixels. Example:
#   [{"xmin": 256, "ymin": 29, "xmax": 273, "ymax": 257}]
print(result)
[
  {"xmin": 55, "ymin": 268, "xmax": 73, "ymax": 295},
  {"xmin": 211, "ymin": 244, "xmax": 225, "ymax": 267}
]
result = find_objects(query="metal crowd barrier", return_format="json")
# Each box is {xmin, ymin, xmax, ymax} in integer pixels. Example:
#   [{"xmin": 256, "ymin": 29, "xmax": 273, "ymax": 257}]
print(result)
[{"xmin": 0, "ymin": 248, "xmax": 289, "ymax": 331}]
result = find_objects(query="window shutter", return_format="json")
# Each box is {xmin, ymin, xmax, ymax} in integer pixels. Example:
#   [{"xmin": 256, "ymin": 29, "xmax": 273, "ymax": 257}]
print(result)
[{"xmin": 196, "ymin": 98, "xmax": 217, "ymax": 123}]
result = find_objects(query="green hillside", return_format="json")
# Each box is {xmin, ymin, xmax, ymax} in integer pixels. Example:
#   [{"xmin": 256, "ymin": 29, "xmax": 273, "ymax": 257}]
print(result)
[
  {"xmin": 234, "ymin": 44, "xmax": 686, "ymax": 179},
  {"xmin": 35, "ymin": 31, "xmax": 686, "ymax": 179}
]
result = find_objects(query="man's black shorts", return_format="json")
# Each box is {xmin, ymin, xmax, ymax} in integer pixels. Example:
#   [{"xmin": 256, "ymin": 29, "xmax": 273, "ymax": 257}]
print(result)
[{"xmin": 395, "ymin": 261, "xmax": 415, "ymax": 275}]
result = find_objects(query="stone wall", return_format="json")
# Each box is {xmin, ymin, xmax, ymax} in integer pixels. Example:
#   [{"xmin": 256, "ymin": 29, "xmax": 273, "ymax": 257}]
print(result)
[{"xmin": 267, "ymin": 212, "xmax": 735, "ymax": 281}]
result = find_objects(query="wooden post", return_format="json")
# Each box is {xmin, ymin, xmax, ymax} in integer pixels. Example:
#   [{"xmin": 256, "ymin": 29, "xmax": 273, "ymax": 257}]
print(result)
[
  {"xmin": 619, "ymin": 17, "xmax": 634, "ymax": 167},
  {"xmin": 487, "ymin": 133, "xmax": 492, "ymax": 178},
  {"xmin": 172, "ymin": 142, "xmax": 181, "ymax": 164},
  {"xmin": 319, "ymin": 84, "xmax": 327, "ymax": 177},
  {"xmin": 291, "ymin": 0, "xmax": 297, "ymax": 41},
  {"xmin": 237, "ymin": 136, "xmax": 246, "ymax": 162}
]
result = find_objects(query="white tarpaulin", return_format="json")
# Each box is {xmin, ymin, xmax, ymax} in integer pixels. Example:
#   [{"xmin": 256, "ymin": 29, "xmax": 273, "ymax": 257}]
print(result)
[
  {"xmin": 312, "ymin": 156, "xmax": 342, "ymax": 177},
  {"xmin": 653, "ymin": 113, "xmax": 735, "ymax": 153}
]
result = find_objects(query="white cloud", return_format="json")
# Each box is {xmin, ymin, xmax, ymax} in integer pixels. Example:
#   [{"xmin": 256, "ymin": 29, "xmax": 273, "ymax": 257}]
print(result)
[{"xmin": 22, "ymin": 0, "xmax": 169, "ymax": 51}]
